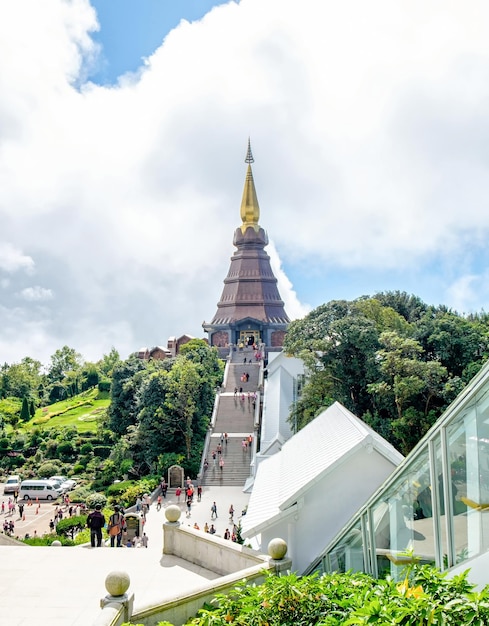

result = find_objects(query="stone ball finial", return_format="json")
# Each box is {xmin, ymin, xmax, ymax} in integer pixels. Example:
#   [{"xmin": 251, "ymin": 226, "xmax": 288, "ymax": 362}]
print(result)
[
  {"xmin": 165, "ymin": 504, "xmax": 182, "ymax": 523},
  {"xmin": 105, "ymin": 571, "xmax": 130, "ymax": 597},
  {"xmin": 268, "ymin": 537, "xmax": 287, "ymax": 560},
  {"xmin": 51, "ymin": 540, "xmax": 62, "ymax": 547}
]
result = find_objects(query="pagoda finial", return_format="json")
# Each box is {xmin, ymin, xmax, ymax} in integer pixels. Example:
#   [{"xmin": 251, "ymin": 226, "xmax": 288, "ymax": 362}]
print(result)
[
  {"xmin": 240, "ymin": 139, "xmax": 260, "ymax": 233},
  {"xmin": 245, "ymin": 137, "xmax": 254, "ymax": 164}
]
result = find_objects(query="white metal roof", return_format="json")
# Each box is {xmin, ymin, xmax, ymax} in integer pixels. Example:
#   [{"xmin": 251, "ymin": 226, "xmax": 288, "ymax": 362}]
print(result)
[{"xmin": 242, "ymin": 401, "xmax": 403, "ymax": 536}]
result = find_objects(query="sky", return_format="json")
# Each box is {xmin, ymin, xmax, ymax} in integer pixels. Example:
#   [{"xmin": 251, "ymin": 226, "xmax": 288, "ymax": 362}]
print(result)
[{"xmin": 2, "ymin": 0, "xmax": 489, "ymax": 367}]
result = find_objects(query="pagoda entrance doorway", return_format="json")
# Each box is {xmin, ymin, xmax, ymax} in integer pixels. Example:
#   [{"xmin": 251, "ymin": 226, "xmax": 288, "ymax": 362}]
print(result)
[{"xmin": 239, "ymin": 330, "xmax": 261, "ymax": 346}]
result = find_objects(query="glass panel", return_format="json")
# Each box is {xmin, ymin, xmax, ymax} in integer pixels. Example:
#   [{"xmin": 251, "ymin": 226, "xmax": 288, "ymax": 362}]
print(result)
[
  {"xmin": 328, "ymin": 519, "xmax": 364, "ymax": 573},
  {"xmin": 447, "ymin": 388, "xmax": 489, "ymax": 566},
  {"xmin": 433, "ymin": 435, "xmax": 449, "ymax": 569},
  {"xmin": 372, "ymin": 446, "xmax": 436, "ymax": 580}
]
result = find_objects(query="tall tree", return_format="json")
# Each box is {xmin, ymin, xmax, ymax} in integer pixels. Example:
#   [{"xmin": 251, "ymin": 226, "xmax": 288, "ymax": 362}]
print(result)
[
  {"xmin": 108, "ymin": 356, "xmax": 150, "ymax": 435},
  {"xmin": 48, "ymin": 346, "xmax": 83, "ymax": 384},
  {"xmin": 98, "ymin": 347, "xmax": 121, "ymax": 377},
  {"xmin": 20, "ymin": 396, "xmax": 30, "ymax": 422}
]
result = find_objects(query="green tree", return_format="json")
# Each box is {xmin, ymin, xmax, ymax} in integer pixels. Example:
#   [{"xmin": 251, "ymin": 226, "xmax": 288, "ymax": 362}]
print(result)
[
  {"xmin": 48, "ymin": 346, "xmax": 83, "ymax": 384},
  {"xmin": 97, "ymin": 347, "xmax": 121, "ymax": 377},
  {"xmin": 81, "ymin": 363, "xmax": 100, "ymax": 390},
  {"xmin": 20, "ymin": 396, "xmax": 30, "ymax": 422},
  {"xmin": 0, "ymin": 357, "xmax": 44, "ymax": 400},
  {"xmin": 165, "ymin": 359, "xmax": 200, "ymax": 460},
  {"xmin": 108, "ymin": 356, "xmax": 149, "ymax": 435}
]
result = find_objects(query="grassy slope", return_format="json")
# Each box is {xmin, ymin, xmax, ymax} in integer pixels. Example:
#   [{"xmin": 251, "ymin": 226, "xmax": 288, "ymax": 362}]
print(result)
[{"xmin": 28, "ymin": 389, "xmax": 110, "ymax": 433}]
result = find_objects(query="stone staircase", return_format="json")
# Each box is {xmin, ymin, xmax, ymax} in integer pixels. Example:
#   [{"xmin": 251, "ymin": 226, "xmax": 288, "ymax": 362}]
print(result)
[{"xmin": 201, "ymin": 347, "xmax": 261, "ymax": 487}]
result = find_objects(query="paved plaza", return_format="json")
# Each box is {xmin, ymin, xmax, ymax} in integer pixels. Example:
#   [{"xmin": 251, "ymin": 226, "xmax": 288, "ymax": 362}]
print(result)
[{"xmin": 0, "ymin": 484, "xmax": 251, "ymax": 626}]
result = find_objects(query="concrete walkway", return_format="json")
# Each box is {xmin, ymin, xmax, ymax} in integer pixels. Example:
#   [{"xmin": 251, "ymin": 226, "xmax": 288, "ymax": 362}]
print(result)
[{"xmin": 0, "ymin": 484, "xmax": 250, "ymax": 626}]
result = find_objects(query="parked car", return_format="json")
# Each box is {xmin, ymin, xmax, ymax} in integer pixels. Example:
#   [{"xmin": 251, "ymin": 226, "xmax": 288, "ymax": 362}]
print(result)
[
  {"xmin": 3, "ymin": 475, "xmax": 21, "ymax": 495},
  {"xmin": 49, "ymin": 475, "xmax": 76, "ymax": 491},
  {"xmin": 47, "ymin": 478, "xmax": 67, "ymax": 494}
]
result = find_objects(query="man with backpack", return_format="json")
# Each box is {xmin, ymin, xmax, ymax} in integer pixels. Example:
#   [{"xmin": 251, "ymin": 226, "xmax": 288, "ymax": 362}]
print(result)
[
  {"xmin": 87, "ymin": 504, "xmax": 105, "ymax": 548},
  {"xmin": 108, "ymin": 505, "xmax": 125, "ymax": 547}
]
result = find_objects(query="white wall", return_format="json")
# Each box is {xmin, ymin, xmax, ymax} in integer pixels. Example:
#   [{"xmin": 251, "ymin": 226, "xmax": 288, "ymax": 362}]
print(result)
[{"xmin": 260, "ymin": 446, "xmax": 398, "ymax": 573}]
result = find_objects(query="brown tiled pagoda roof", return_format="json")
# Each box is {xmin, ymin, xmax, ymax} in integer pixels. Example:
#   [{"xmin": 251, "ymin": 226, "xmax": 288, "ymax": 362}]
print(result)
[{"xmin": 210, "ymin": 142, "xmax": 289, "ymax": 326}]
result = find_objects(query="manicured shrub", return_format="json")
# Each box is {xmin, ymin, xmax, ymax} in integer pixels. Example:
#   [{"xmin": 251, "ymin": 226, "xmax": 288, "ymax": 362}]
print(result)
[
  {"xmin": 70, "ymin": 485, "xmax": 92, "ymax": 503},
  {"xmin": 98, "ymin": 380, "xmax": 111, "ymax": 393},
  {"xmin": 93, "ymin": 445, "xmax": 111, "ymax": 459},
  {"xmin": 56, "ymin": 514, "xmax": 87, "ymax": 537},
  {"xmin": 86, "ymin": 492, "xmax": 107, "ymax": 509},
  {"xmin": 80, "ymin": 443, "xmax": 93, "ymax": 455},
  {"xmin": 56, "ymin": 441, "xmax": 74, "ymax": 460},
  {"xmin": 106, "ymin": 480, "xmax": 134, "ymax": 496},
  {"xmin": 37, "ymin": 461, "xmax": 61, "ymax": 477},
  {"xmin": 23, "ymin": 535, "xmax": 75, "ymax": 546}
]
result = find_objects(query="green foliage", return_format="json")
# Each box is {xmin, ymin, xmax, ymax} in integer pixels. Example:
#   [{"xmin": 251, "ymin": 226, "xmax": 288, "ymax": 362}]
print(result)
[
  {"xmin": 108, "ymin": 356, "xmax": 149, "ymax": 435},
  {"xmin": 80, "ymin": 442, "xmax": 93, "ymax": 455},
  {"xmin": 86, "ymin": 492, "xmax": 107, "ymax": 509},
  {"xmin": 170, "ymin": 566, "xmax": 489, "ymax": 626},
  {"xmin": 73, "ymin": 527, "xmax": 93, "ymax": 545},
  {"xmin": 98, "ymin": 379, "xmax": 111, "ymax": 393},
  {"xmin": 23, "ymin": 535, "xmax": 75, "ymax": 546},
  {"xmin": 55, "ymin": 514, "xmax": 87, "ymax": 537},
  {"xmin": 20, "ymin": 397, "xmax": 30, "ymax": 422},
  {"xmin": 47, "ymin": 345, "xmax": 83, "ymax": 384},
  {"xmin": 106, "ymin": 480, "xmax": 135, "ymax": 496},
  {"xmin": 70, "ymin": 485, "xmax": 93, "ymax": 502},
  {"xmin": 93, "ymin": 445, "xmax": 112, "ymax": 459},
  {"xmin": 0, "ymin": 397, "xmax": 22, "ymax": 424},
  {"xmin": 284, "ymin": 293, "xmax": 489, "ymax": 454},
  {"xmin": 0, "ymin": 357, "xmax": 43, "ymax": 401},
  {"xmin": 115, "ymin": 478, "xmax": 158, "ymax": 508},
  {"xmin": 56, "ymin": 441, "xmax": 75, "ymax": 460},
  {"xmin": 37, "ymin": 461, "xmax": 61, "ymax": 477},
  {"xmin": 97, "ymin": 347, "xmax": 121, "ymax": 377}
]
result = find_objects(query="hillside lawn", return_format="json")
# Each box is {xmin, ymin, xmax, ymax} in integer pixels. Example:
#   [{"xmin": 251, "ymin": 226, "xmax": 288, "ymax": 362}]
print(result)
[{"xmin": 28, "ymin": 388, "xmax": 110, "ymax": 433}]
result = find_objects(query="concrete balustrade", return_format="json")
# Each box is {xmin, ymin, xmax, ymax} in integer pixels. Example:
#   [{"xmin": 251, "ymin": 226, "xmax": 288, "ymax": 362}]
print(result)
[{"xmin": 93, "ymin": 508, "xmax": 291, "ymax": 626}]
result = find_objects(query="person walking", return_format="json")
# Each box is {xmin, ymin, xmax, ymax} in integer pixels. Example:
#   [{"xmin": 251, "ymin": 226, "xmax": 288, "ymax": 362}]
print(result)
[
  {"xmin": 87, "ymin": 504, "xmax": 105, "ymax": 548},
  {"xmin": 219, "ymin": 457, "xmax": 224, "ymax": 472},
  {"xmin": 210, "ymin": 501, "xmax": 218, "ymax": 519},
  {"xmin": 108, "ymin": 505, "xmax": 125, "ymax": 548},
  {"xmin": 141, "ymin": 532, "xmax": 149, "ymax": 548},
  {"xmin": 229, "ymin": 504, "xmax": 234, "ymax": 521},
  {"xmin": 197, "ymin": 485, "xmax": 202, "ymax": 502}
]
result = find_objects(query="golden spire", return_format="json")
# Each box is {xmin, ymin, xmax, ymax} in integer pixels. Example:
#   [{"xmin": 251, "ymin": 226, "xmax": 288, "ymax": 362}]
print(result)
[{"xmin": 240, "ymin": 138, "xmax": 260, "ymax": 233}]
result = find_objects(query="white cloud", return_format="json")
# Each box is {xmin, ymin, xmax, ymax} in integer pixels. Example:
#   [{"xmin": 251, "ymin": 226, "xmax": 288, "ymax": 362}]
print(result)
[
  {"xmin": 0, "ymin": 244, "xmax": 34, "ymax": 273},
  {"xmin": 19, "ymin": 286, "xmax": 54, "ymax": 302},
  {"xmin": 1, "ymin": 0, "xmax": 489, "ymax": 364}
]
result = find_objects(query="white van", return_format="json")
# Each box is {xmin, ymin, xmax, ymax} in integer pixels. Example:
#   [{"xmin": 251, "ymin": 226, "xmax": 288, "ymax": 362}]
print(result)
[{"xmin": 18, "ymin": 480, "xmax": 62, "ymax": 501}]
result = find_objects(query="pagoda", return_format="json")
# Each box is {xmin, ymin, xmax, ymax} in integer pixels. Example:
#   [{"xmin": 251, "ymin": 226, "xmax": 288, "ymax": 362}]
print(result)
[{"xmin": 203, "ymin": 141, "xmax": 290, "ymax": 348}]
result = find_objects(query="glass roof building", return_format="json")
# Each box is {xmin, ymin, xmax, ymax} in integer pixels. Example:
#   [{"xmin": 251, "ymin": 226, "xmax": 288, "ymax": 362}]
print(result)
[{"xmin": 308, "ymin": 358, "xmax": 489, "ymax": 586}]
